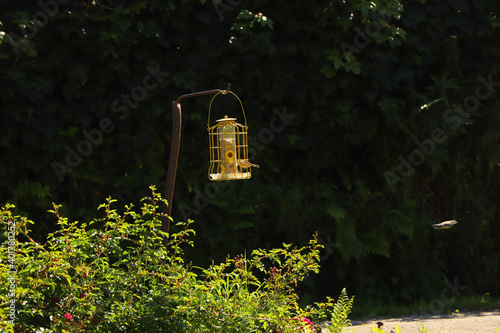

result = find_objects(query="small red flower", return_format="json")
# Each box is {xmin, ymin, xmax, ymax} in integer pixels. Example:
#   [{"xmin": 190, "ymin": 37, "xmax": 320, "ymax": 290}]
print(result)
[
  {"xmin": 294, "ymin": 317, "xmax": 314, "ymax": 330},
  {"xmin": 64, "ymin": 313, "xmax": 73, "ymax": 320},
  {"xmin": 302, "ymin": 317, "xmax": 313, "ymax": 326},
  {"xmin": 52, "ymin": 297, "xmax": 60, "ymax": 303}
]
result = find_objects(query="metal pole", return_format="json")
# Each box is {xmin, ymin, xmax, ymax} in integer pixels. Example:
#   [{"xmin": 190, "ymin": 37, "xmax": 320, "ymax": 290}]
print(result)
[{"xmin": 162, "ymin": 84, "xmax": 231, "ymax": 245}]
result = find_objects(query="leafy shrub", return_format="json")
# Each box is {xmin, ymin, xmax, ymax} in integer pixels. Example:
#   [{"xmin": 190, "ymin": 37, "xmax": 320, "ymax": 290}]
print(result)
[{"xmin": 1, "ymin": 186, "xmax": 353, "ymax": 332}]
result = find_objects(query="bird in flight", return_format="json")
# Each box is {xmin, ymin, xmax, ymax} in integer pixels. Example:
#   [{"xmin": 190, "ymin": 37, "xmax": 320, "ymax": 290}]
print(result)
[{"xmin": 432, "ymin": 220, "xmax": 458, "ymax": 230}]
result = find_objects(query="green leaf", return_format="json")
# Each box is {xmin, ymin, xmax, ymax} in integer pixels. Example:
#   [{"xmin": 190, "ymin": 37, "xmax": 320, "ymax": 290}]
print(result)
[
  {"xmin": 327, "ymin": 203, "xmax": 346, "ymax": 222},
  {"xmin": 237, "ymin": 205, "xmax": 255, "ymax": 214},
  {"xmin": 335, "ymin": 219, "xmax": 362, "ymax": 262},
  {"xmin": 344, "ymin": 60, "xmax": 361, "ymax": 74}
]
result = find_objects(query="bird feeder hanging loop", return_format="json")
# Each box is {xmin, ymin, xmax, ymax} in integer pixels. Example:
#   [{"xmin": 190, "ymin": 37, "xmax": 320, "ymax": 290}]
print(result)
[{"xmin": 207, "ymin": 90, "xmax": 248, "ymax": 129}]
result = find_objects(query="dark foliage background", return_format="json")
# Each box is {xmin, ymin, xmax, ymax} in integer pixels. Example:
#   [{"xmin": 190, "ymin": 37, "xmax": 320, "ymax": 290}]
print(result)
[{"xmin": 1, "ymin": 0, "xmax": 500, "ymax": 309}]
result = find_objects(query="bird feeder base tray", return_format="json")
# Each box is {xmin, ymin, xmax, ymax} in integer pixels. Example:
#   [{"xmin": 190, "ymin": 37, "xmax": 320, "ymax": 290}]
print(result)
[{"xmin": 209, "ymin": 172, "xmax": 251, "ymax": 181}]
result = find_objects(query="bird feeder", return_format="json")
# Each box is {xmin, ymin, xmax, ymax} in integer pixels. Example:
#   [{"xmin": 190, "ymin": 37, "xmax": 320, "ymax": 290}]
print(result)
[{"xmin": 208, "ymin": 91, "xmax": 252, "ymax": 181}]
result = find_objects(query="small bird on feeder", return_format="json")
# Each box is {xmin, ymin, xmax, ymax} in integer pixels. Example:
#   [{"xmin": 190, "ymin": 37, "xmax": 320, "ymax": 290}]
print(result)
[
  {"xmin": 238, "ymin": 159, "xmax": 260, "ymax": 169},
  {"xmin": 432, "ymin": 220, "xmax": 458, "ymax": 230}
]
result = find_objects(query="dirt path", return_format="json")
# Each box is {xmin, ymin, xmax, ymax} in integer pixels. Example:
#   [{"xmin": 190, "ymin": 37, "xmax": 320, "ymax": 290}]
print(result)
[{"xmin": 322, "ymin": 311, "xmax": 500, "ymax": 332}]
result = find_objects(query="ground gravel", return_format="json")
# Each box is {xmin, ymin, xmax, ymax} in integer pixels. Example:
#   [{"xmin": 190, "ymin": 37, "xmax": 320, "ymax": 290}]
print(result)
[{"xmin": 322, "ymin": 311, "xmax": 500, "ymax": 332}]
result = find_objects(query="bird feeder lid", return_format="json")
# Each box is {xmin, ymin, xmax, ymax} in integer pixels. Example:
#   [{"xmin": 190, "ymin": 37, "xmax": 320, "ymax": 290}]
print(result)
[{"xmin": 216, "ymin": 115, "xmax": 237, "ymax": 123}]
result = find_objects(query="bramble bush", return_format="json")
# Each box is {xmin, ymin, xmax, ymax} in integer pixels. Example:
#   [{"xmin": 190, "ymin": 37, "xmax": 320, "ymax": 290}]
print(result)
[{"xmin": 0, "ymin": 186, "xmax": 353, "ymax": 332}]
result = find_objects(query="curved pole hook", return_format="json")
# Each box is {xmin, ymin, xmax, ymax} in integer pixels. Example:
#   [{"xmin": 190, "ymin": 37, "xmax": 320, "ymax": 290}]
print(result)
[{"xmin": 162, "ymin": 83, "xmax": 232, "ymax": 244}]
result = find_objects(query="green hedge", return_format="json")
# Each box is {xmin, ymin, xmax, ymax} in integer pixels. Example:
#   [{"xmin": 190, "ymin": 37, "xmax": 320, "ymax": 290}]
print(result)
[{"xmin": 0, "ymin": 187, "xmax": 354, "ymax": 332}]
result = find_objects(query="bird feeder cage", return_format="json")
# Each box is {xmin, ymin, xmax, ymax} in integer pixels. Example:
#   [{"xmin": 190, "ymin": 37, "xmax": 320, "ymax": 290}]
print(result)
[{"xmin": 208, "ymin": 91, "xmax": 251, "ymax": 181}]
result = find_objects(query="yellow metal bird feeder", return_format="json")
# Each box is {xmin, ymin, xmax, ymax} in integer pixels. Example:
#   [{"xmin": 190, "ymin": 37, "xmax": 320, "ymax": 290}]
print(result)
[{"xmin": 207, "ymin": 91, "xmax": 251, "ymax": 181}]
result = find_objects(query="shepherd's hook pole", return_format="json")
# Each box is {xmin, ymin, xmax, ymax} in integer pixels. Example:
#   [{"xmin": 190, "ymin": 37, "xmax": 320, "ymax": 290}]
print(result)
[{"xmin": 162, "ymin": 84, "xmax": 231, "ymax": 246}]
